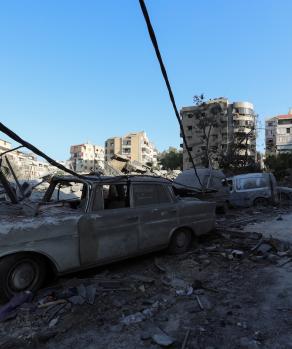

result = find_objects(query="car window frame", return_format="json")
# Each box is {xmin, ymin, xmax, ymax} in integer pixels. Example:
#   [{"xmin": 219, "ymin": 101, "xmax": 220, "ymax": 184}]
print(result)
[{"xmin": 130, "ymin": 182, "xmax": 174, "ymax": 208}]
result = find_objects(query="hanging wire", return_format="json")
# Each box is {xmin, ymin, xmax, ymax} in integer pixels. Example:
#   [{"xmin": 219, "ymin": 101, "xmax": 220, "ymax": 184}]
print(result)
[{"xmin": 138, "ymin": 0, "xmax": 203, "ymax": 188}]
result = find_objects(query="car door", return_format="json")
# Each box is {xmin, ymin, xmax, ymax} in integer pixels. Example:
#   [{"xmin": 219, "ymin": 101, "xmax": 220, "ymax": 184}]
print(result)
[
  {"xmin": 78, "ymin": 183, "xmax": 139, "ymax": 266},
  {"xmin": 131, "ymin": 183, "xmax": 178, "ymax": 252}
]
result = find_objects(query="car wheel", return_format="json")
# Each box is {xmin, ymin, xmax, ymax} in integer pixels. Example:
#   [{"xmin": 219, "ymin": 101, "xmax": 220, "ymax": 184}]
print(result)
[
  {"xmin": 168, "ymin": 228, "xmax": 193, "ymax": 254},
  {"xmin": 0, "ymin": 254, "xmax": 46, "ymax": 300},
  {"xmin": 253, "ymin": 197, "xmax": 269, "ymax": 207}
]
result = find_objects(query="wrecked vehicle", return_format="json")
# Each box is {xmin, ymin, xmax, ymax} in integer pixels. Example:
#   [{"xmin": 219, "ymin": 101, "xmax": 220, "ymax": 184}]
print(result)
[
  {"xmin": 277, "ymin": 186, "xmax": 292, "ymax": 205},
  {"xmin": 173, "ymin": 168, "xmax": 230, "ymax": 213},
  {"xmin": 227, "ymin": 172, "xmax": 278, "ymax": 207},
  {"xmin": 0, "ymin": 175, "xmax": 216, "ymax": 299}
]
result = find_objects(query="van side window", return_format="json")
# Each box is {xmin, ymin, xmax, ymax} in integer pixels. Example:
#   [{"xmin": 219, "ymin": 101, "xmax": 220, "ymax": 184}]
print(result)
[
  {"xmin": 132, "ymin": 184, "xmax": 172, "ymax": 207},
  {"xmin": 236, "ymin": 178, "xmax": 267, "ymax": 190}
]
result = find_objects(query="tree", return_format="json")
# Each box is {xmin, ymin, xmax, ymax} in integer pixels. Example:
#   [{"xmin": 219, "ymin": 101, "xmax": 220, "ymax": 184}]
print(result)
[
  {"xmin": 159, "ymin": 147, "xmax": 183, "ymax": 170},
  {"xmin": 192, "ymin": 95, "xmax": 227, "ymax": 168},
  {"xmin": 265, "ymin": 153, "xmax": 292, "ymax": 181},
  {"xmin": 192, "ymin": 94, "xmax": 257, "ymax": 172}
]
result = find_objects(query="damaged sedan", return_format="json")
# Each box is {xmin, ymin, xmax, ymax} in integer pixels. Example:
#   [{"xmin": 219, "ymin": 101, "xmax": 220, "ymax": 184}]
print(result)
[{"xmin": 0, "ymin": 175, "xmax": 216, "ymax": 299}]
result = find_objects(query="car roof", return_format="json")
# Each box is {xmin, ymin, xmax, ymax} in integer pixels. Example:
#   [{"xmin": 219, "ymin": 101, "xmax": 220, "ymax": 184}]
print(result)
[{"xmin": 51, "ymin": 174, "xmax": 171, "ymax": 185}]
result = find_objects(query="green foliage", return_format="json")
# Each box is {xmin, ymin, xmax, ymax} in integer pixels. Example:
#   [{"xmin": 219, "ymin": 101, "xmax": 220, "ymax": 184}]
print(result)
[
  {"xmin": 159, "ymin": 147, "xmax": 183, "ymax": 170},
  {"xmin": 265, "ymin": 153, "xmax": 292, "ymax": 180}
]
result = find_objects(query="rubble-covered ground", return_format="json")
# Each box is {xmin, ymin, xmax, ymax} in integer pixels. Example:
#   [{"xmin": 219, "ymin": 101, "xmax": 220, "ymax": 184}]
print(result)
[{"xmin": 2, "ymin": 207, "xmax": 292, "ymax": 349}]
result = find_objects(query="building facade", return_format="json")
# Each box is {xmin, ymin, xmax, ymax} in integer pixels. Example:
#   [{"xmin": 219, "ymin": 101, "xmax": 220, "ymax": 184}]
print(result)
[
  {"xmin": 180, "ymin": 99, "xmax": 257, "ymax": 170},
  {"xmin": 70, "ymin": 143, "xmax": 105, "ymax": 173},
  {"xmin": 0, "ymin": 139, "xmax": 56, "ymax": 180},
  {"xmin": 105, "ymin": 131, "xmax": 157, "ymax": 166},
  {"xmin": 265, "ymin": 109, "xmax": 292, "ymax": 155}
]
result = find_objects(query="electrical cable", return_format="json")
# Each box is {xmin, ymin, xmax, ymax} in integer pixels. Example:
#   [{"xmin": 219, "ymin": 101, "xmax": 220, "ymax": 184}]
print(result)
[{"xmin": 138, "ymin": 0, "xmax": 203, "ymax": 188}]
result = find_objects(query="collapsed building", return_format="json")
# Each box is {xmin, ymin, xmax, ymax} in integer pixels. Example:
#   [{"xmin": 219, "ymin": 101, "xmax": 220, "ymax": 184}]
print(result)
[{"xmin": 0, "ymin": 139, "xmax": 56, "ymax": 181}]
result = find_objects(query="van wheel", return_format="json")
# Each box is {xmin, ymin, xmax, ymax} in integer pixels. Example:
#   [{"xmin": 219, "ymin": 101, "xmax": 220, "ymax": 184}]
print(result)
[
  {"xmin": 168, "ymin": 229, "xmax": 193, "ymax": 254},
  {"xmin": 253, "ymin": 197, "xmax": 269, "ymax": 207},
  {"xmin": 0, "ymin": 254, "xmax": 46, "ymax": 300}
]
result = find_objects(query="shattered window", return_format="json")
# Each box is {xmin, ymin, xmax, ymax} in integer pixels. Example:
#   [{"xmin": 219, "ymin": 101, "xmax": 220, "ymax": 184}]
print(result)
[
  {"xmin": 103, "ymin": 184, "xmax": 129, "ymax": 209},
  {"xmin": 132, "ymin": 184, "xmax": 172, "ymax": 207},
  {"xmin": 51, "ymin": 182, "xmax": 84, "ymax": 201}
]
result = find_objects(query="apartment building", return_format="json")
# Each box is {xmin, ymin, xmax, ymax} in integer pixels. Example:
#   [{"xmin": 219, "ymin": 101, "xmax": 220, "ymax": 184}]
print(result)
[
  {"xmin": 70, "ymin": 143, "xmax": 105, "ymax": 173},
  {"xmin": 0, "ymin": 139, "xmax": 55, "ymax": 179},
  {"xmin": 265, "ymin": 109, "xmax": 292, "ymax": 155},
  {"xmin": 105, "ymin": 131, "xmax": 157, "ymax": 166},
  {"xmin": 180, "ymin": 98, "xmax": 256, "ymax": 169}
]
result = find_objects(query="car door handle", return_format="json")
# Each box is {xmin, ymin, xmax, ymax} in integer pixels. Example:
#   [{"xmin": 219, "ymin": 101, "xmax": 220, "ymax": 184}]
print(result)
[{"xmin": 152, "ymin": 208, "xmax": 159, "ymax": 213}]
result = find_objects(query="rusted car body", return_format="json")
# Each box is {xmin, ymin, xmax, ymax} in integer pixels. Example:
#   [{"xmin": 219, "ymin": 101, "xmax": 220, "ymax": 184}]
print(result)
[{"xmin": 0, "ymin": 175, "xmax": 216, "ymax": 299}]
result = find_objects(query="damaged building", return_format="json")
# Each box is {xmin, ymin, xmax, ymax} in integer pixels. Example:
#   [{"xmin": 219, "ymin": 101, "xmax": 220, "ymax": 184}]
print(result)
[
  {"xmin": 70, "ymin": 143, "xmax": 105, "ymax": 173},
  {"xmin": 105, "ymin": 131, "xmax": 158, "ymax": 167},
  {"xmin": 0, "ymin": 139, "xmax": 56, "ymax": 180},
  {"xmin": 180, "ymin": 99, "xmax": 257, "ymax": 170},
  {"xmin": 265, "ymin": 109, "xmax": 292, "ymax": 155}
]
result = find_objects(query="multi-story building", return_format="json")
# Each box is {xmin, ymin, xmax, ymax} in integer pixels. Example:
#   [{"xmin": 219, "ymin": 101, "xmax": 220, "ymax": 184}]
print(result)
[
  {"xmin": 180, "ymin": 98, "xmax": 256, "ymax": 170},
  {"xmin": 0, "ymin": 139, "xmax": 12, "ymax": 153},
  {"xmin": 105, "ymin": 131, "xmax": 158, "ymax": 166},
  {"xmin": 70, "ymin": 143, "xmax": 105, "ymax": 173},
  {"xmin": 0, "ymin": 139, "xmax": 56, "ymax": 179},
  {"xmin": 265, "ymin": 109, "xmax": 292, "ymax": 155}
]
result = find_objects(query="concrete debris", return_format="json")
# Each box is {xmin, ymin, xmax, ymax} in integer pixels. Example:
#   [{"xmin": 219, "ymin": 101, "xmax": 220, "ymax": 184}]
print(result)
[
  {"xmin": 257, "ymin": 243, "xmax": 273, "ymax": 255},
  {"xmin": 120, "ymin": 312, "xmax": 145, "ymax": 325},
  {"xmin": 130, "ymin": 274, "xmax": 155, "ymax": 283},
  {"xmin": 68, "ymin": 295, "xmax": 86, "ymax": 305},
  {"xmin": 0, "ymin": 291, "xmax": 33, "ymax": 322},
  {"xmin": 85, "ymin": 285, "xmax": 97, "ymax": 305},
  {"xmin": 2, "ymin": 207, "xmax": 292, "ymax": 349},
  {"xmin": 48, "ymin": 317, "xmax": 59, "ymax": 328},
  {"xmin": 151, "ymin": 333, "xmax": 174, "ymax": 347},
  {"xmin": 181, "ymin": 328, "xmax": 191, "ymax": 349},
  {"xmin": 231, "ymin": 249, "xmax": 244, "ymax": 258},
  {"xmin": 120, "ymin": 301, "xmax": 160, "ymax": 325}
]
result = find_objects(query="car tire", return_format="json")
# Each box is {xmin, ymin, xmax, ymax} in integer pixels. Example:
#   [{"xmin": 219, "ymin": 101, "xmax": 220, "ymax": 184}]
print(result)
[
  {"xmin": 253, "ymin": 197, "xmax": 269, "ymax": 207},
  {"xmin": 0, "ymin": 254, "xmax": 46, "ymax": 300},
  {"xmin": 168, "ymin": 228, "xmax": 193, "ymax": 254}
]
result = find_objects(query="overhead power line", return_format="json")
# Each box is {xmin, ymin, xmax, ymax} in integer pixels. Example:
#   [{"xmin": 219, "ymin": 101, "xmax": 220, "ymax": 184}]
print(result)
[{"xmin": 138, "ymin": 0, "xmax": 202, "ymax": 188}]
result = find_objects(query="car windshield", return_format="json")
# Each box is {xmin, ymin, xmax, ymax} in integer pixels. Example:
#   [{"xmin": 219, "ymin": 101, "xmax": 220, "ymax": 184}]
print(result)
[{"xmin": 44, "ymin": 180, "xmax": 88, "ymax": 210}]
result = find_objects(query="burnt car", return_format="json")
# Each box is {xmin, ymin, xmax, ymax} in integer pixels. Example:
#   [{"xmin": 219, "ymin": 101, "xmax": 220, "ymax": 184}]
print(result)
[
  {"xmin": 0, "ymin": 175, "xmax": 216, "ymax": 299},
  {"xmin": 174, "ymin": 168, "xmax": 230, "ymax": 213}
]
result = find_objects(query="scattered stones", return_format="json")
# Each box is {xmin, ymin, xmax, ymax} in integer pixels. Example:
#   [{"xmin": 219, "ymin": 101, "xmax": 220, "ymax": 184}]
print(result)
[
  {"xmin": 49, "ymin": 317, "xmax": 59, "ymax": 328},
  {"xmin": 151, "ymin": 333, "xmax": 174, "ymax": 347}
]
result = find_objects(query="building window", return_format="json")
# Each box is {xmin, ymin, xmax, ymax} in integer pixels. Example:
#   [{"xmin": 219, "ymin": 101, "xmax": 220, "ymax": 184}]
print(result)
[
  {"xmin": 187, "ymin": 126, "xmax": 192, "ymax": 131},
  {"xmin": 187, "ymin": 113, "xmax": 193, "ymax": 118},
  {"xmin": 287, "ymin": 128, "xmax": 290, "ymax": 134}
]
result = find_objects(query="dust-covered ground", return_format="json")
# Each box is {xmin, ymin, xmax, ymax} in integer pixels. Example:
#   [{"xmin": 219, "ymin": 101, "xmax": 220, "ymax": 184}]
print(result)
[{"xmin": 2, "ymin": 207, "xmax": 292, "ymax": 349}]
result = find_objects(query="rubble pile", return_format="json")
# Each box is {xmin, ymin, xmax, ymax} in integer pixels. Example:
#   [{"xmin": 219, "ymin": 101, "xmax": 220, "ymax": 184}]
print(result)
[{"xmin": 2, "ymin": 208, "xmax": 292, "ymax": 348}]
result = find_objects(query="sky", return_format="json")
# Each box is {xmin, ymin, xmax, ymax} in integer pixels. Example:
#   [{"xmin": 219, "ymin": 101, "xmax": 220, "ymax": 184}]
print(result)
[{"xmin": 0, "ymin": 0, "xmax": 292, "ymax": 160}]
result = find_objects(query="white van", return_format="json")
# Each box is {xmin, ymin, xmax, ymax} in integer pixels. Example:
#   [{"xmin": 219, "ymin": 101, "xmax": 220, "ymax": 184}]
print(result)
[{"xmin": 228, "ymin": 172, "xmax": 278, "ymax": 207}]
